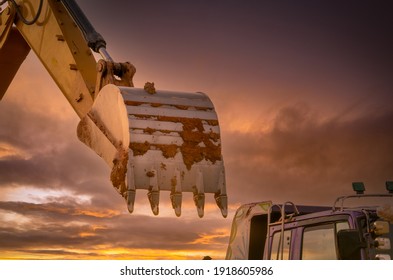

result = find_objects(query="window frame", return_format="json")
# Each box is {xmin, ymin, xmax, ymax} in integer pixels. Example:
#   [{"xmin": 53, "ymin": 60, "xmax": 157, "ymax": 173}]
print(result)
[
  {"xmin": 300, "ymin": 221, "xmax": 349, "ymax": 260},
  {"xmin": 269, "ymin": 228, "xmax": 293, "ymax": 260},
  {"xmin": 267, "ymin": 214, "xmax": 353, "ymax": 260}
]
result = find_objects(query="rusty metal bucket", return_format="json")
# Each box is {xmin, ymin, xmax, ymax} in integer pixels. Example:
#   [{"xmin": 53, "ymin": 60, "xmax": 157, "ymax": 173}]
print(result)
[{"xmin": 77, "ymin": 84, "xmax": 227, "ymax": 217}]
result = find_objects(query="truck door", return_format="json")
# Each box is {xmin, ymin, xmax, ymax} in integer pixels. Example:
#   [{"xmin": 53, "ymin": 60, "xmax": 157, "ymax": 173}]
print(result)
[{"xmin": 269, "ymin": 229, "xmax": 292, "ymax": 260}]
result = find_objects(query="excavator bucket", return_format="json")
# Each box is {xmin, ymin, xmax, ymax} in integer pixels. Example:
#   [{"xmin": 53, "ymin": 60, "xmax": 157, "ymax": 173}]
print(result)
[{"xmin": 77, "ymin": 84, "xmax": 227, "ymax": 217}]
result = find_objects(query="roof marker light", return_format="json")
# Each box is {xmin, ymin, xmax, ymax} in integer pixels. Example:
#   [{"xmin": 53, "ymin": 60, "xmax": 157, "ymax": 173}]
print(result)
[
  {"xmin": 352, "ymin": 182, "xmax": 365, "ymax": 195},
  {"xmin": 386, "ymin": 181, "xmax": 393, "ymax": 194}
]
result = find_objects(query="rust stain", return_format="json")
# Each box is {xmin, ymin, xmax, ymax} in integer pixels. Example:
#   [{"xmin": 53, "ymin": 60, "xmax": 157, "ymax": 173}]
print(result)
[
  {"xmin": 124, "ymin": 101, "xmax": 210, "ymax": 111},
  {"xmin": 129, "ymin": 115, "xmax": 221, "ymax": 170},
  {"xmin": 110, "ymin": 145, "xmax": 128, "ymax": 195},
  {"xmin": 156, "ymin": 144, "xmax": 178, "ymax": 158},
  {"xmin": 143, "ymin": 127, "xmax": 172, "ymax": 135},
  {"xmin": 205, "ymin": 119, "xmax": 219, "ymax": 126},
  {"xmin": 208, "ymin": 131, "xmax": 220, "ymax": 142},
  {"xmin": 157, "ymin": 117, "xmax": 221, "ymax": 170},
  {"xmin": 77, "ymin": 118, "xmax": 92, "ymax": 147},
  {"xmin": 143, "ymin": 127, "xmax": 156, "ymax": 134},
  {"xmin": 179, "ymin": 118, "xmax": 221, "ymax": 170},
  {"xmin": 146, "ymin": 171, "xmax": 155, "ymax": 177},
  {"xmin": 124, "ymin": 100, "xmax": 161, "ymax": 107},
  {"xmin": 131, "ymin": 114, "xmax": 157, "ymax": 120},
  {"xmin": 180, "ymin": 130, "xmax": 204, "ymax": 143},
  {"xmin": 175, "ymin": 105, "xmax": 189, "ymax": 110},
  {"xmin": 124, "ymin": 100, "xmax": 143, "ymax": 106},
  {"xmin": 129, "ymin": 141, "xmax": 151, "ymax": 156},
  {"xmin": 181, "ymin": 145, "xmax": 204, "ymax": 169},
  {"xmin": 144, "ymin": 82, "xmax": 156, "ymax": 94}
]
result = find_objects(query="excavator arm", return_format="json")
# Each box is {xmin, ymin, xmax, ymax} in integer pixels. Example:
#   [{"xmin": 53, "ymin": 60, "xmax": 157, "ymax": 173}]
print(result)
[{"xmin": 0, "ymin": 0, "xmax": 227, "ymax": 217}]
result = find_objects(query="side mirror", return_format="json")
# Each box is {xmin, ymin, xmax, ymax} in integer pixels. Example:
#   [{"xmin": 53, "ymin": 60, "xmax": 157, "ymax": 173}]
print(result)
[{"xmin": 337, "ymin": 229, "xmax": 363, "ymax": 260}]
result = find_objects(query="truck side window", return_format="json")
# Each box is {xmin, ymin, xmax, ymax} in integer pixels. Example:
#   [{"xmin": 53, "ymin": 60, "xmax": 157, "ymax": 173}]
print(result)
[
  {"xmin": 270, "ymin": 230, "xmax": 291, "ymax": 260},
  {"xmin": 301, "ymin": 221, "xmax": 349, "ymax": 260}
]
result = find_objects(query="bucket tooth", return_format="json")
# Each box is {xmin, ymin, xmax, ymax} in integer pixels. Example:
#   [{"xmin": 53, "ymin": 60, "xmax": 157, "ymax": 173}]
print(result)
[
  {"xmin": 215, "ymin": 193, "xmax": 228, "ymax": 218},
  {"xmin": 126, "ymin": 190, "xmax": 136, "ymax": 213},
  {"xmin": 125, "ymin": 161, "xmax": 136, "ymax": 213},
  {"xmin": 147, "ymin": 168, "xmax": 159, "ymax": 215},
  {"xmin": 148, "ymin": 190, "xmax": 160, "ymax": 215},
  {"xmin": 193, "ymin": 169, "xmax": 205, "ymax": 218},
  {"xmin": 171, "ymin": 192, "xmax": 182, "ymax": 217},
  {"xmin": 170, "ymin": 169, "xmax": 182, "ymax": 217},
  {"xmin": 215, "ymin": 167, "xmax": 228, "ymax": 217},
  {"xmin": 194, "ymin": 193, "xmax": 205, "ymax": 218}
]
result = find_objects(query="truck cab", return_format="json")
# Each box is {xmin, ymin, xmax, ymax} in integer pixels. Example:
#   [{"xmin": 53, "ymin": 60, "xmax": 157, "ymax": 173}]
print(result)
[{"xmin": 226, "ymin": 182, "xmax": 393, "ymax": 260}]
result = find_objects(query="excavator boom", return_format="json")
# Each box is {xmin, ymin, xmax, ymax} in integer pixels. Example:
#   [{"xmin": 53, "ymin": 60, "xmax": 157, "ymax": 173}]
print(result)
[
  {"xmin": 0, "ymin": 0, "xmax": 227, "ymax": 217},
  {"xmin": 0, "ymin": 27, "xmax": 30, "ymax": 100}
]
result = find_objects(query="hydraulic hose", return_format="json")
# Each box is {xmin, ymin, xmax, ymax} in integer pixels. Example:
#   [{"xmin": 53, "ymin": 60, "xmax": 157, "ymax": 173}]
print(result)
[{"xmin": 9, "ymin": 0, "xmax": 44, "ymax": 25}]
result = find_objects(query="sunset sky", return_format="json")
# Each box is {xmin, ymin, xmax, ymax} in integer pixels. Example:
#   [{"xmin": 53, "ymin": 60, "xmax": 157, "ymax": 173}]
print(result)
[{"xmin": 1, "ymin": 0, "xmax": 393, "ymax": 259}]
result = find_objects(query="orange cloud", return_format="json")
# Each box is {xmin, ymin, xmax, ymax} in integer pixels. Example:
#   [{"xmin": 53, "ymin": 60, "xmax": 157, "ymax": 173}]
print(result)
[
  {"xmin": 72, "ymin": 209, "xmax": 120, "ymax": 218},
  {"xmin": 189, "ymin": 228, "xmax": 230, "ymax": 246},
  {"xmin": 0, "ymin": 142, "xmax": 30, "ymax": 159}
]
